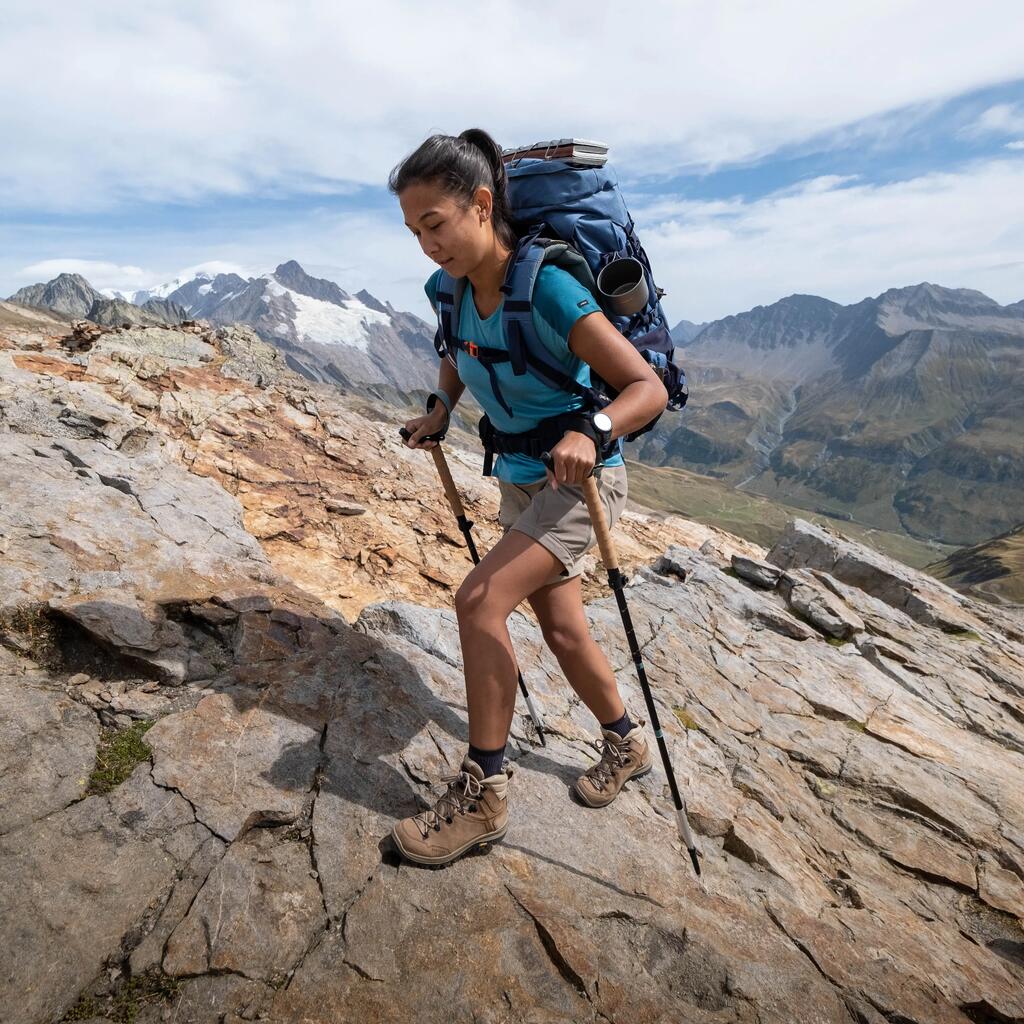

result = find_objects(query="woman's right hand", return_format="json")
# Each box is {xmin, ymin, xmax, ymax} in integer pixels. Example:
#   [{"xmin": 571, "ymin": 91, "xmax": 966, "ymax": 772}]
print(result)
[{"xmin": 402, "ymin": 406, "xmax": 449, "ymax": 449}]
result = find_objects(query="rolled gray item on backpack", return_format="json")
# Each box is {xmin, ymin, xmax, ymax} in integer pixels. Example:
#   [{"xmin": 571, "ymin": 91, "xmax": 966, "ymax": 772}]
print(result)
[{"xmin": 596, "ymin": 257, "xmax": 649, "ymax": 316}]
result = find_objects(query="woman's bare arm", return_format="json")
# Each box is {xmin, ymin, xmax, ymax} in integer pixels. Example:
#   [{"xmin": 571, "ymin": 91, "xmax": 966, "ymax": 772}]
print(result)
[{"xmin": 567, "ymin": 312, "xmax": 668, "ymax": 438}]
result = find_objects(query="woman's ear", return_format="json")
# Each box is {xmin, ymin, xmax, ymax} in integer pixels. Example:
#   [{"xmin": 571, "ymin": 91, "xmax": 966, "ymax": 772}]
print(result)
[{"xmin": 474, "ymin": 185, "xmax": 493, "ymax": 223}]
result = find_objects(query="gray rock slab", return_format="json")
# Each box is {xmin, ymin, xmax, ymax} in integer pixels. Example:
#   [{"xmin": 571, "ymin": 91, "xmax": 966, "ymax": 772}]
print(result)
[
  {"xmin": 0, "ymin": 434, "xmax": 273, "ymax": 616},
  {"xmin": 768, "ymin": 518, "xmax": 983, "ymax": 634},
  {"xmin": 780, "ymin": 568, "xmax": 866, "ymax": 639},
  {"xmin": 732, "ymin": 554, "xmax": 783, "ymax": 588},
  {"xmin": 147, "ymin": 689, "xmax": 323, "ymax": 842},
  {"xmin": 0, "ymin": 764, "xmax": 207, "ymax": 1024},
  {"xmin": 148, "ymin": 626, "xmax": 376, "ymax": 843},
  {"xmin": 128, "ymin": 833, "xmax": 227, "ymax": 976},
  {"xmin": 0, "ymin": 670, "xmax": 98, "ymax": 834},
  {"xmin": 163, "ymin": 826, "xmax": 324, "ymax": 983}
]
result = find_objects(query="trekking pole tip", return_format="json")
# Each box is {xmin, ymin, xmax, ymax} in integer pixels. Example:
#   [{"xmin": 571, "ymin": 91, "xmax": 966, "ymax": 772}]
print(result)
[
  {"xmin": 675, "ymin": 807, "xmax": 702, "ymax": 876},
  {"xmin": 689, "ymin": 847, "xmax": 702, "ymax": 877}
]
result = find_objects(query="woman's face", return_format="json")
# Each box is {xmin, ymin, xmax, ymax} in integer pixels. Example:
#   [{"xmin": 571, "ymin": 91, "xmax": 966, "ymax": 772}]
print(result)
[{"xmin": 400, "ymin": 180, "xmax": 493, "ymax": 279}]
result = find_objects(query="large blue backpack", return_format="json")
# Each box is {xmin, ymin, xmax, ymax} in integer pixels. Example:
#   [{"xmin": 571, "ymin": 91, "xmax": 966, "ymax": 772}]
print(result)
[{"xmin": 432, "ymin": 154, "xmax": 687, "ymax": 470}]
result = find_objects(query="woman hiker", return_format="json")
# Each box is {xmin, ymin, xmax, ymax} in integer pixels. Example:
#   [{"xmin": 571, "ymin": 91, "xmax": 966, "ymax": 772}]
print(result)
[{"xmin": 388, "ymin": 128, "xmax": 669, "ymax": 867}]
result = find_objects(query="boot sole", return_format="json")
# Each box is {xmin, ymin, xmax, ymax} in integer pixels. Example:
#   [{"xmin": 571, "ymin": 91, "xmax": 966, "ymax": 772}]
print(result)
[
  {"xmin": 391, "ymin": 823, "xmax": 508, "ymax": 867},
  {"xmin": 572, "ymin": 762, "xmax": 652, "ymax": 808}
]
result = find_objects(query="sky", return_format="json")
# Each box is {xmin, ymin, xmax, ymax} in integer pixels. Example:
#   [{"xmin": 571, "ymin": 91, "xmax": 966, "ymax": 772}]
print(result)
[{"xmin": 2, "ymin": 0, "xmax": 1024, "ymax": 325}]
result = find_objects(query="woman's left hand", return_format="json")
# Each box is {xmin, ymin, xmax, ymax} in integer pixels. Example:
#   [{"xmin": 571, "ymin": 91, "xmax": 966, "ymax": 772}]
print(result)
[{"xmin": 545, "ymin": 431, "xmax": 597, "ymax": 490}]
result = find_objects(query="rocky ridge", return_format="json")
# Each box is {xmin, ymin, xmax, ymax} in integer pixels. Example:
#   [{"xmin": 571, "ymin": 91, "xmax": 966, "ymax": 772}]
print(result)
[{"xmin": 1, "ymin": 308, "xmax": 1023, "ymax": 1022}]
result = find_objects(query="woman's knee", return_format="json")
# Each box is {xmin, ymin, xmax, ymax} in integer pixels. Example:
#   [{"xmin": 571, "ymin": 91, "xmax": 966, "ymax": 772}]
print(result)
[
  {"xmin": 455, "ymin": 576, "xmax": 500, "ymax": 624},
  {"xmin": 541, "ymin": 621, "xmax": 589, "ymax": 661}
]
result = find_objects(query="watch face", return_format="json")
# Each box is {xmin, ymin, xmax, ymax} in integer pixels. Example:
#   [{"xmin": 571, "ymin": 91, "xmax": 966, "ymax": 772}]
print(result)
[{"xmin": 593, "ymin": 413, "xmax": 612, "ymax": 432}]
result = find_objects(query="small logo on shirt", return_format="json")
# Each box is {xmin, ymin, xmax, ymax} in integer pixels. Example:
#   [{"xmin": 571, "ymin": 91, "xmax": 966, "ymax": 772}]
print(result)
[{"xmin": 577, "ymin": 299, "xmax": 591, "ymax": 309}]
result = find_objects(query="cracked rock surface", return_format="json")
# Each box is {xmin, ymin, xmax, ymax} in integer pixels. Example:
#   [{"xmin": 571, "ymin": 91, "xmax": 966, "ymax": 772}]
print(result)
[{"xmin": 1, "ymin": 307, "xmax": 1023, "ymax": 1023}]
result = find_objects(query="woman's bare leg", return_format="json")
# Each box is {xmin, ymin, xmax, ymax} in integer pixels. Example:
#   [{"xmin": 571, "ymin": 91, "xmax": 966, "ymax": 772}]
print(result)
[
  {"xmin": 454, "ymin": 529, "xmax": 565, "ymax": 749},
  {"xmin": 527, "ymin": 575, "xmax": 625, "ymax": 724}
]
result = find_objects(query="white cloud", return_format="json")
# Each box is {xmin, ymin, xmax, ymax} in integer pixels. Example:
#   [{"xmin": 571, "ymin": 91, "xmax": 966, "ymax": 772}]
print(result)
[
  {"xmin": 1007, "ymin": 140, "xmax": 1024, "ymax": 150},
  {"xmin": 7, "ymin": 156, "xmax": 1024, "ymax": 324},
  {"xmin": 15, "ymin": 259, "xmax": 153, "ymax": 292},
  {"xmin": 962, "ymin": 102, "xmax": 1024, "ymax": 138},
  {"xmin": 12, "ymin": 258, "xmax": 252, "ymax": 296},
  {"xmin": 636, "ymin": 158, "xmax": 1024, "ymax": 321},
  {"xmin": 2, "ymin": 0, "xmax": 1024, "ymax": 210}
]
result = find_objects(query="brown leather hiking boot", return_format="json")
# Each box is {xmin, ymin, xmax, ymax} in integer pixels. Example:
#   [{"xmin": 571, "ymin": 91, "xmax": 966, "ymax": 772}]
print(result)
[
  {"xmin": 573, "ymin": 719, "xmax": 652, "ymax": 808},
  {"xmin": 391, "ymin": 756, "xmax": 512, "ymax": 866}
]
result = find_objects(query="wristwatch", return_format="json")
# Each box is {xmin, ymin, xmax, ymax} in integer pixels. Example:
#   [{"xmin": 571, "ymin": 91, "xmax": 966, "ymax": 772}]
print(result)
[{"xmin": 589, "ymin": 411, "xmax": 613, "ymax": 452}]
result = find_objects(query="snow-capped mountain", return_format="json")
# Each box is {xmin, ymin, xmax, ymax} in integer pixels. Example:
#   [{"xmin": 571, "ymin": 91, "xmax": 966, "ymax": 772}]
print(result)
[
  {"xmin": 8, "ymin": 260, "xmax": 440, "ymax": 394},
  {"xmin": 162, "ymin": 260, "xmax": 439, "ymax": 391}
]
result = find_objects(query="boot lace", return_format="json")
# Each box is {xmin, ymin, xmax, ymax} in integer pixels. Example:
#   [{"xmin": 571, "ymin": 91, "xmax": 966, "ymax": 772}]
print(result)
[
  {"xmin": 584, "ymin": 736, "xmax": 630, "ymax": 791},
  {"xmin": 411, "ymin": 768, "xmax": 485, "ymax": 839}
]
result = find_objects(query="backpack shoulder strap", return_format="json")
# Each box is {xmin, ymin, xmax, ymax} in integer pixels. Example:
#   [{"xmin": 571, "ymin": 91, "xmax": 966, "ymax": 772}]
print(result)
[
  {"xmin": 433, "ymin": 270, "xmax": 467, "ymax": 366},
  {"xmin": 500, "ymin": 229, "xmax": 604, "ymax": 407},
  {"xmin": 435, "ymin": 268, "xmax": 518, "ymax": 416}
]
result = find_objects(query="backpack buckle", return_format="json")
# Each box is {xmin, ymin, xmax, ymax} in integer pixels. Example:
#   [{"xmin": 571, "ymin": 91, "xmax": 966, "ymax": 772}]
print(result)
[{"xmin": 465, "ymin": 341, "xmax": 480, "ymax": 358}]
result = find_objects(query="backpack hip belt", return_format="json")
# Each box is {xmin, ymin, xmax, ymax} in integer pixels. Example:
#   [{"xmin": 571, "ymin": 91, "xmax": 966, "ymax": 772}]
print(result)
[{"xmin": 478, "ymin": 410, "xmax": 615, "ymax": 478}]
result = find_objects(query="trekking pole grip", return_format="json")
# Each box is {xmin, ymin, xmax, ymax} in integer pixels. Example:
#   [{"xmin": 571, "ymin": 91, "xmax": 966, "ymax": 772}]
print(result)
[{"xmin": 581, "ymin": 475, "xmax": 618, "ymax": 572}]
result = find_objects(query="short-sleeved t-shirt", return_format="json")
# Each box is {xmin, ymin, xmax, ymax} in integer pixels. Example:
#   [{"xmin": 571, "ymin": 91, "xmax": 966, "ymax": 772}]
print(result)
[{"xmin": 425, "ymin": 264, "xmax": 625, "ymax": 483}]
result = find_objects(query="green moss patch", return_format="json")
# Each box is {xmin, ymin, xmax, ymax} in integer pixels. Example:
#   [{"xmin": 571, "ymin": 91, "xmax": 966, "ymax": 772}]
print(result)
[
  {"xmin": 672, "ymin": 705, "xmax": 700, "ymax": 730},
  {"xmin": 947, "ymin": 629, "xmax": 983, "ymax": 642},
  {"xmin": 86, "ymin": 720, "xmax": 157, "ymax": 796},
  {"xmin": 61, "ymin": 969, "xmax": 182, "ymax": 1023},
  {"xmin": 61, "ymin": 994, "xmax": 101, "ymax": 1021}
]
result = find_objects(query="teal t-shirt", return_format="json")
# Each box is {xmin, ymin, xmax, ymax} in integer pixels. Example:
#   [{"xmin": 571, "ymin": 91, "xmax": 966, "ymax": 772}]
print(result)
[{"xmin": 425, "ymin": 264, "xmax": 625, "ymax": 483}]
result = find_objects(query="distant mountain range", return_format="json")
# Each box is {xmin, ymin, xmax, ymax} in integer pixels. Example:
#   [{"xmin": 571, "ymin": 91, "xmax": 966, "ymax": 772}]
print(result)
[
  {"xmin": 8, "ymin": 262, "xmax": 439, "ymax": 392},
  {"xmin": 647, "ymin": 283, "xmax": 1024, "ymax": 547},
  {"xmin": 670, "ymin": 318, "xmax": 708, "ymax": 344},
  {"xmin": 9, "ymin": 273, "xmax": 188, "ymax": 327},
  {"xmin": 10, "ymin": 266, "xmax": 1023, "ymax": 549}
]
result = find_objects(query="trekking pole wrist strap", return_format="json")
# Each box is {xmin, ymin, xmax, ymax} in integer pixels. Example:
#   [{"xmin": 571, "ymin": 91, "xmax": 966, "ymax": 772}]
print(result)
[
  {"xmin": 426, "ymin": 391, "xmax": 452, "ymax": 422},
  {"xmin": 562, "ymin": 416, "xmax": 610, "ymax": 466}
]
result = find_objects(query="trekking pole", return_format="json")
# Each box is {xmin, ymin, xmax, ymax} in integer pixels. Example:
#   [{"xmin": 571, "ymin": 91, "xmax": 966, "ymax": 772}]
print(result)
[
  {"xmin": 400, "ymin": 427, "xmax": 548, "ymax": 746},
  {"xmin": 541, "ymin": 452, "xmax": 701, "ymax": 875}
]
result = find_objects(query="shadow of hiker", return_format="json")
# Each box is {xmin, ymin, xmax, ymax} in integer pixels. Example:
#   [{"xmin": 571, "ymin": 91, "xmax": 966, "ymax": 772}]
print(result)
[{"xmin": 47, "ymin": 589, "xmax": 616, "ymax": 893}]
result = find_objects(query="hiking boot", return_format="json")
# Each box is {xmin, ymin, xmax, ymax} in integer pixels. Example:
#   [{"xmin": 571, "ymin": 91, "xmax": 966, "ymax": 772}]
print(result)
[
  {"xmin": 573, "ymin": 719, "xmax": 652, "ymax": 808},
  {"xmin": 391, "ymin": 755, "xmax": 512, "ymax": 866}
]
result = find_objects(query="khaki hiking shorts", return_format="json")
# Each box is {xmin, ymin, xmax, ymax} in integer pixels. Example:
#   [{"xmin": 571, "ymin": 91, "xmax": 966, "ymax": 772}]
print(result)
[{"xmin": 497, "ymin": 462, "xmax": 628, "ymax": 588}]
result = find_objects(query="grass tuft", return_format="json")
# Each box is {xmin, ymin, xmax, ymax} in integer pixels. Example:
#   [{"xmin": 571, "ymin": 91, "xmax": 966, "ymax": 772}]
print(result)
[
  {"xmin": 0, "ymin": 605, "xmax": 62, "ymax": 664},
  {"xmin": 87, "ymin": 720, "xmax": 157, "ymax": 796},
  {"xmin": 61, "ymin": 968, "xmax": 182, "ymax": 1023}
]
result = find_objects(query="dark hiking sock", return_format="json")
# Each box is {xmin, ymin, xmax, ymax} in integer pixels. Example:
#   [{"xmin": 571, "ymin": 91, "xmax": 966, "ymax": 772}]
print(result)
[
  {"xmin": 467, "ymin": 743, "xmax": 506, "ymax": 778},
  {"xmin": 600, "ymin": 709, "xmax": 634, "ymax": 739}
]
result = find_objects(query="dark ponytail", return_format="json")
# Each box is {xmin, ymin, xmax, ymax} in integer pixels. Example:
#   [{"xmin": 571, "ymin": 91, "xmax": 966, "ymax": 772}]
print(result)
[{"xmin": 387, "ymin": 128, "xmax": 517, "ymax": 250}]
